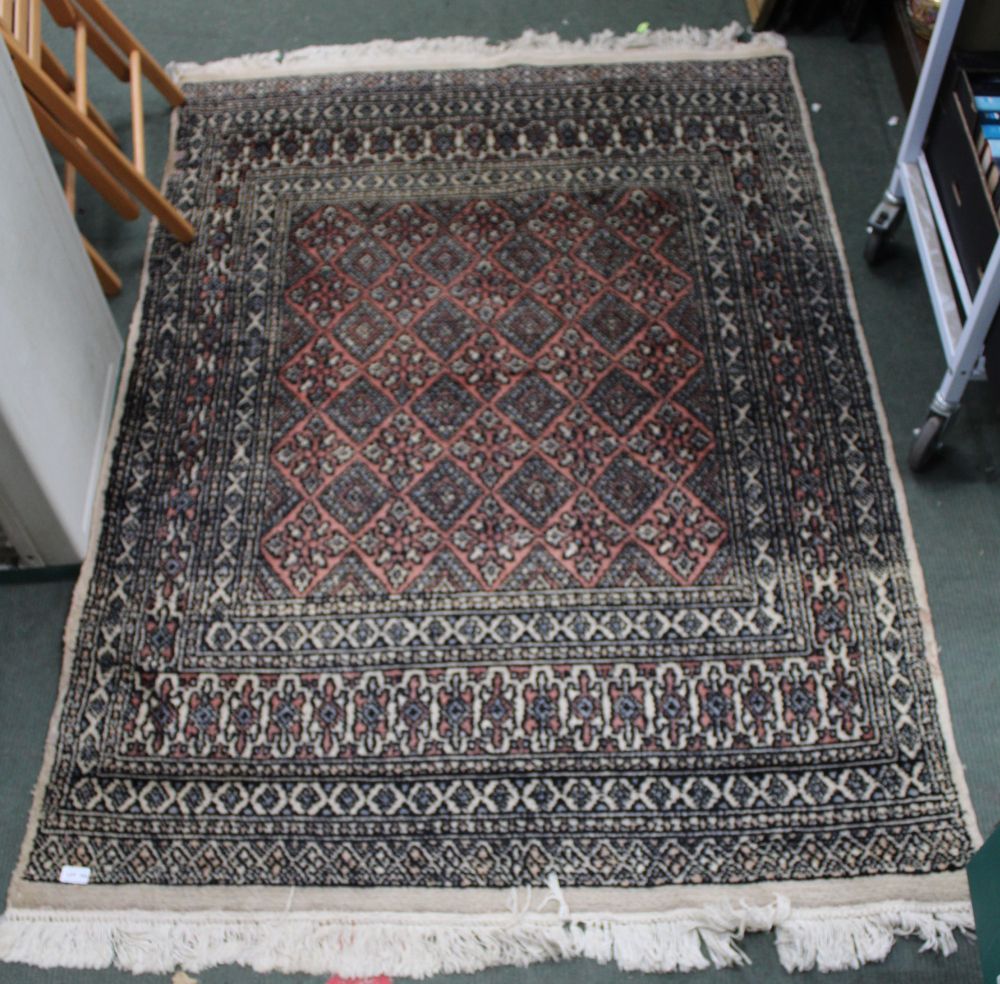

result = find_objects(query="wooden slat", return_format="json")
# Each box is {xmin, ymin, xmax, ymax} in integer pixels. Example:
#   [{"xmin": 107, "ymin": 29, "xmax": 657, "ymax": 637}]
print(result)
[
  {"xmin": 64, "ymin": 162, "xmax": 76, "ymax": 210},
  {"xmin": 13, "ymin": 0, "xmax": 27, "ymax": 46},
  {"xmin": 82, "ymin": 234, "xmax": 122, "ymax": 295},
  {"xmin": 0, "ymin": 0, "xmax": 12, "ymax": 31},
  {"xmin": 128, "ymin": 48, "xmax": 144, "ymax": 173},
  {"xmin": 72, "ymin": 0, "xmax": 184, "ymax": 106},
  {"xmin": 41, "ymin": 42, "xmax": 119, "ymax": 145},
  {"xmin": 44, "ymin": 0, "xmax": 73, "ymax": 26},
  {"xmin": 39, "ymin": 41, "xmax": 70, "ymax": 82},
  {"xmin": 63, "ymin": 19, "xmax": 86, "ymax": 209},
  {"xmin": 73, "ymin": 5, "xmax": 126, "ymax": 80},
  {"xmin": 73, "ymin": 21, "xmax": 86, "ymax": 109},
  {"xmin": 3, "ymin": 24, "xmax": 194, "ymax": 241},
  {"xmin": 41, "ymin": 0, "xmax": 128, "ymax": 81},
  {"xmin": 28, "ymin": 91, "xmax": 139, "ymax": 219},
  {"xmin": 27, "ymin": 0, "xmax": 39, "ymax": 61}
]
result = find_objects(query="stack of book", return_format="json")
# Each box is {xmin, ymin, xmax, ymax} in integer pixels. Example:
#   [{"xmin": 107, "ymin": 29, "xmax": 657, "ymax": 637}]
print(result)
[
  {"xmin": 926, "ymin": 57, "xmax": 1000, "ymax": 293},
  {"xmin": 974, "ymin": 87, "xmax": 1000, "ymax": 213}
]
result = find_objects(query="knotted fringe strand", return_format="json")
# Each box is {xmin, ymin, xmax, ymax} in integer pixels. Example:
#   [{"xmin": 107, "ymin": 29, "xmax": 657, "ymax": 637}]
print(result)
[
  {"xmin": 0, "ymin": 899, "xmax": 973, "ymax": 976},
  {"xmin": 166, "ymin": 23, "xmax": 787, "ymax": 85}
]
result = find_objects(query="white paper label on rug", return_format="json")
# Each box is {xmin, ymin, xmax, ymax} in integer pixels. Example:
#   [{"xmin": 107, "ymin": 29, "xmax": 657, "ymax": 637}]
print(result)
[{"xmin": 58, "ymin": 865, "xmax": 90, "ymax": 885}]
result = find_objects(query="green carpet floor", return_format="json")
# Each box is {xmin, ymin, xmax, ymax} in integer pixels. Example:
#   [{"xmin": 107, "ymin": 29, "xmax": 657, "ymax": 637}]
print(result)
[{"xmin": 1, "ymin": 1, "xmax": 997, "ymax": 981}]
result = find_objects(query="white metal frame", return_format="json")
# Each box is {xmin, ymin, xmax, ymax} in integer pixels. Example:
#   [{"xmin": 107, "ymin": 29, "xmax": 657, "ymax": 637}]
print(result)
[{"xmin": 869, "ymin": 0, "xmax": 994, "ymax": 424}]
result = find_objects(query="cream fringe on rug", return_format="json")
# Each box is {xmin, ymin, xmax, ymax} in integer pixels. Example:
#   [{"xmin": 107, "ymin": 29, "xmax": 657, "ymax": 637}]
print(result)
[
  {"xmin": 0, "ymin": 23, "xmax": 979, "ymax": 978},
  {"xmin": 0, "ymin": 888, "xmax": 976, "ymax": 976},
  {"xmin": 166, "ymin": 23, "xmax": 786, "ymax": 84}
]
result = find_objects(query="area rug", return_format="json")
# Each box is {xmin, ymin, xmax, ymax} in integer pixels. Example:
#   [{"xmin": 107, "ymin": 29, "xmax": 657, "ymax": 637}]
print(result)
[{"xmin": 0, "ymin": 24, "xmax": 980, "ymax": 976}]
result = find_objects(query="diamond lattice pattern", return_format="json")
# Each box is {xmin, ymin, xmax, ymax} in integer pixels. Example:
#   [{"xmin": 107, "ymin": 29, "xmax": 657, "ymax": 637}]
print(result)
[{"xmin": 264, "ymin": 189, "xmax": 726, "ymax": 595}]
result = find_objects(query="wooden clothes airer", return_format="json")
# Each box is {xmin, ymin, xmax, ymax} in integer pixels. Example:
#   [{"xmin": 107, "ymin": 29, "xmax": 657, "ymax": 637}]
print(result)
[{"xmin": 1, "ymin": 0, "xmax": 194, "ymax": 295}]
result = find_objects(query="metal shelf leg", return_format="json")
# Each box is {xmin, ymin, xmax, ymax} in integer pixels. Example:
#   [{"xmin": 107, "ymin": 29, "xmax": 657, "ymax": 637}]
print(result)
[
  {"xmin": 934, "ymin": 239, "xmax": 1000, "ymax": 410},
  {"xmin": 908, "ymin": 237, "xmax": 1000, "ymax": 470}
]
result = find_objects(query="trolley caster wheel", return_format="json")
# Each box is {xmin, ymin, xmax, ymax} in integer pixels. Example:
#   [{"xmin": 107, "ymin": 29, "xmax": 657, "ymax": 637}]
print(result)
[
  {"xmin": 908, "ymin": 414, "xmax": 946, "ymax": 472},
  {"xmin": 864, "ymin": 227, "xmax": 888, "ymax": 266},
  {"xmin": 864, "ymin": 195, "xmax": 902, "ymax": 266}
]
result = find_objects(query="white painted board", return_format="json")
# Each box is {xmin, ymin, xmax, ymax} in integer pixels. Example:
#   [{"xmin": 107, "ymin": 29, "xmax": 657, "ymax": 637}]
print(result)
[{"xmin": 0, "ymin": 43, "xmax": 122, "ymax": 565}]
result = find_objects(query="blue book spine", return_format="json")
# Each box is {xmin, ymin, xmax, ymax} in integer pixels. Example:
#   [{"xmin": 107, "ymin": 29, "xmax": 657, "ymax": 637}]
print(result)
[
  {"xmin": 974, "ymin": 95, "xmax": 1000, "ymax": 111},
  {"xmin": 990, "ymin": 139, "xmax": 1000, "ymax": 159},
  {"xmin": 981, "ymin": 124, "xmax": 1000, "ymax": 139}
]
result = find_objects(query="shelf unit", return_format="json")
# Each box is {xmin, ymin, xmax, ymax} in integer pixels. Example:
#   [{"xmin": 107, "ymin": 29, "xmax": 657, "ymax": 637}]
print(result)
[
  {"xmin": 882, "ymin": 0, "xmax": 930, "ymax": 108},
  {"xmin": 866, "ymin": 0, "xmax": 998, "ymax": 470}
]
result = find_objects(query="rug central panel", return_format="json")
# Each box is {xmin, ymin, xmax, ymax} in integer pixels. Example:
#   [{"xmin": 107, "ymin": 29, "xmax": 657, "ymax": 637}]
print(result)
[{"xmin": 261, "ymin": 188, "xmax": 726, "ymax": 598}]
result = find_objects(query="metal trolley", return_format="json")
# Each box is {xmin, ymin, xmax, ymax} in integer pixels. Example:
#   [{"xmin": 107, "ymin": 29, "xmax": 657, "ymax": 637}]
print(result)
[{"xmin": 865, "ymin": 0, "xmax": 998, "ymax": 470}]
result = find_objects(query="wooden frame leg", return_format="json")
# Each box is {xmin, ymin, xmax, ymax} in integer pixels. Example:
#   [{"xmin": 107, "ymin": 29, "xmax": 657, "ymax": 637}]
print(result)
[
  {"xmin": 3, "ymin": 23, "xmax": 195, "ymax": 242},
  {"xmin": 82, "ymin": 234, "xmax": 122, "ymax": 295},
  {"xmin": 6, "ymin": 0, "xmax": 195, "ymax": 262}
]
